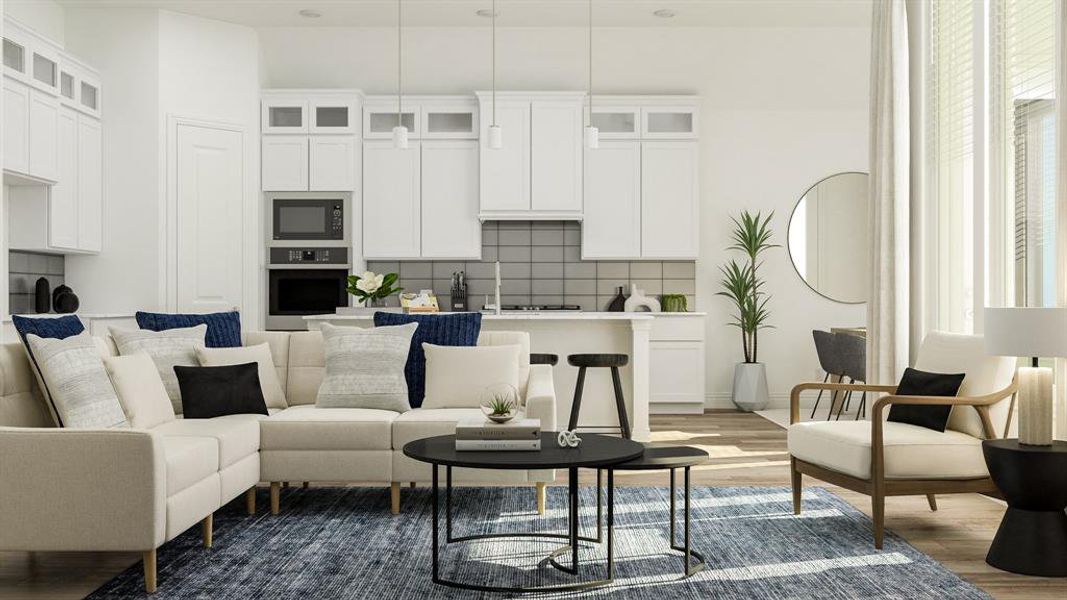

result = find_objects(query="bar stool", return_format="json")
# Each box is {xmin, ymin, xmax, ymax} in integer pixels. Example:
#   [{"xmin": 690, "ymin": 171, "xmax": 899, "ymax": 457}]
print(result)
[
  {"xmin": 566, "ymin": 353, "xmax": 631, "ymax": 439},
  {"xmin": 530, "ymin": 353, "xmax": 559, "ymax": 366}
]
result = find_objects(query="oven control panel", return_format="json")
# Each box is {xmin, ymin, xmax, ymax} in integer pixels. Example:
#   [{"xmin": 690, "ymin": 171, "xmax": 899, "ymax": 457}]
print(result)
[{"xmin": 269, "ymin": 247, "xmax": 349, "ymax": 266}]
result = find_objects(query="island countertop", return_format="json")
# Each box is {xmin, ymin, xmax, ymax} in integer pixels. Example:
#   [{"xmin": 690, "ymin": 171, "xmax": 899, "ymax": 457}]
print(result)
[{"xmin": 304, "ymin": 311, "xmax": 705, "ymax": 321}]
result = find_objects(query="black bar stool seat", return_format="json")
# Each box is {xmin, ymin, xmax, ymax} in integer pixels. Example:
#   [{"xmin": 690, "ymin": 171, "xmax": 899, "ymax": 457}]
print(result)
[
  {"xmin": 566, "ymin": 353, "xmax": 631, "ymax": 439},
  {"xmin": 530, "ymin": 353, "xmax": 559, "ymax": 366}
]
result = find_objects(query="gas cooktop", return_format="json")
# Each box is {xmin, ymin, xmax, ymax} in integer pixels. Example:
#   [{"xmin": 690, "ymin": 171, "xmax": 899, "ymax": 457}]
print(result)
[{"xmin": 500, "ymin": 305, "xmax": 582, "ymax": 311}]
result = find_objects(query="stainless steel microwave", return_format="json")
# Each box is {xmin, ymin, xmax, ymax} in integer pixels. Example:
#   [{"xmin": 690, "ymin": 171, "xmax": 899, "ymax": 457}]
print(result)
[{"xmin": 267, "ymin": 192, "xmax": 350, "ymax": 246}]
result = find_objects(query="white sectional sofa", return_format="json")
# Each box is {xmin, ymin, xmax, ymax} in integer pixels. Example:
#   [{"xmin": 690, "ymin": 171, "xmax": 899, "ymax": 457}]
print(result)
[{"xmin": 0, "ymin": 329, "xmax": 555, "ymax": 593}]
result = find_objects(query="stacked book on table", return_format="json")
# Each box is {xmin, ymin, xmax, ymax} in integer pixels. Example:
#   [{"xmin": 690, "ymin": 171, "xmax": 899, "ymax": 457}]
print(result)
[{"xmin": 455, "ymin": 418, "xmax": 541, "ymax": 451}]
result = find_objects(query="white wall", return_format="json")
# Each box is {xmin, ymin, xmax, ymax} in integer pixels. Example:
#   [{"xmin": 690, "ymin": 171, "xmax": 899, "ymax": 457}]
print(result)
[
  {"xmin": 4, "ymin": 0, "xmax": 65, "ymax": 45},
  {"xmin": 258, "ymin": 25, "xmax": 870, "ymax": 406}
]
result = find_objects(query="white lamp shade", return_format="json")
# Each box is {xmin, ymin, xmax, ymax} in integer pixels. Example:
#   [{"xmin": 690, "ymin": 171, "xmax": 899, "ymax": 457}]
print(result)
[
  {"xmin": 984, "ymin": 307, "xmax": 1067, "ymax": 357},
  {"xmin": 487, "ymin": 125, "xmax": 503, "ymax": 149},
  {"xmin": 392, "ymin": 125, "xmax": 409, "ymax": 149},
  {"xmin": 584, "ymin": 125, "xmax": 599, "ymax": 149}
]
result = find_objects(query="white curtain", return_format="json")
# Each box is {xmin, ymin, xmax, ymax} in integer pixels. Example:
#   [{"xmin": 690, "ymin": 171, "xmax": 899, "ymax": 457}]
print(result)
[
  {"xmin": 867, "ymin": 0, "xmax": 911, "ymax": 385},
  {"xmin": 1055, "ymin": 0, "xmax": 1067, "ymax": 437}
]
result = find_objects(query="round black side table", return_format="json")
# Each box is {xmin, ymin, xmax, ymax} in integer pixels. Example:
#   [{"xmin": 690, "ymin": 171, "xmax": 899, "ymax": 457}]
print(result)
[{"xmin": 983, "ymin": 439, "xmax": 1067, "ymax": 577}]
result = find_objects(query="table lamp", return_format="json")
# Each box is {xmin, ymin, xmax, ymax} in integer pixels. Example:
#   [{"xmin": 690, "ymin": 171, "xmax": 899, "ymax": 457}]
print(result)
[{"xmin": 984, "ymin": 307, "xmax": 1067, "ymax": 446}]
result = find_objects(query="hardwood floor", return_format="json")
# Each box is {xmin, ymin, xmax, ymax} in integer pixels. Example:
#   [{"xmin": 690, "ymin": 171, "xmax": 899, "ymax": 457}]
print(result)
[{"xmin": 1, "ymin": 410, "xmax": 1062, "ymax": 599}]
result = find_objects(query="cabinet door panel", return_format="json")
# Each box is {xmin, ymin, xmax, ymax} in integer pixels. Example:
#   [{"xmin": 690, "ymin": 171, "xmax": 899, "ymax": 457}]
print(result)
[
  {"xmin": 363, "ymin": 141, "xmax": 420, "ymax": 259},
  {"xmin": 49, "ymin": 108, "xmax": 78, "ymax": 249},
  {"xmin": 3, "ymin": 78, "xmax": 30, "ymax": 173},
  {"xmin": 28, "ymin": 89, "xmax": 59, "ymax": 181},
  {"xmin": 76, "ymin": 116, "xmax": 102, "ymax": 252},
  {"xmin": 309, "ymin": 99, "xmax": 355, "ymax": 134},
  {"xmin": 262, "ymin": 99, "xmax": 307, "ymax": 134},
  {"xmin": 642, "ymin": 141, "xmax": 698, "ymax": 258},
  {"xmin": 650, "ymin": 341, "xmax": 706, "ymax": 406},
  {"xmin": 309, "ymin": 136, "xmax": 356, "ymax": 191},
  {"xmin": 582, "ymin": 141, "xmax": 640, "ymax": 259},
  {"xmin": 261, "ymin": 136, "xmax": 308, "ymax": 191},
  {"xmin": 421, "ymin": 141, "xmax": 480, "ymax": 259},
  {"xmin": 479, "ymin": 102, "xmax": 529, "ymax": 213},
  {"xmin": 531, "ymin": 101, "xmax": 582, "ymax": 213}
]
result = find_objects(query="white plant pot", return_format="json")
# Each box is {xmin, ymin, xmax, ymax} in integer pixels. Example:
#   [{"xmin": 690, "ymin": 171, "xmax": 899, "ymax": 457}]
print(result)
[{"xmin": 732, "ymin": 362, "xmax": 769, "ymax": 412}]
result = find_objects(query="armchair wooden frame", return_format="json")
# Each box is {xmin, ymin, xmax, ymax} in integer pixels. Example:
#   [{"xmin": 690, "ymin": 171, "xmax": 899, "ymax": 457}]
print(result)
[{"xmin": 789, "ymin": 376, "xmax": 1018, "ymax": 549}]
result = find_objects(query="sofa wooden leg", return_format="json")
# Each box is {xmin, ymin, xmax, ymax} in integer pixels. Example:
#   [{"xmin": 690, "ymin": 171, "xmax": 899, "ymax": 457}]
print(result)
[
  {"xmin": 283, "ymin": 481, "xmax": 289, "ymax": 488},
  {"xmin": 790, "ymin": 459, "xmax": 802, "ymax": 515},
  {"xmin": 303, "ymin": 481, "xmax": 309, "ymax": 489},
  {"xmin": 872, "ymin": 492, "xmax": 885, "ymax": 549},
  {"xmin": 246, "ymin": 487, "xmax": 256, "ymax": 515},
  {"xmin": 143, "ymin": 549, "xmax": 157, "ymax": 594},
  {"xmin": 270, "ymin": 482, "xmax": 281, "ymax": 515},
  {"xmin": 926, "ymin": 494, "xmax": 938, "ymax": 511},
  {"xmin": 202, "ymin": 514, "xmax": 213, "ymax": 548},
  {"xmin": 536, "ymin": 482, "xmax": 546, "ymax": 515},
  {"xmin": 391, "ymin": 482, "xmax": 401, "ymax": 514},
  {"xmin": 409, "ymin": 481, "xmax": 416, "ymax": 488}
]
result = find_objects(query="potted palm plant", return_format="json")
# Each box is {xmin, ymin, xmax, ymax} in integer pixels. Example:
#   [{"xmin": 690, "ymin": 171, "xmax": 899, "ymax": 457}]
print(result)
[{"xmin": 717, "ymin": 211, "xmax": 777, "ymax": 411}]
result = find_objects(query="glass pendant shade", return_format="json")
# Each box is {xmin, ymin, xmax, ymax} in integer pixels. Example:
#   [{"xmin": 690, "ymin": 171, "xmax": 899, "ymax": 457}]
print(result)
[
  {"xmin": 488, "ymin": 124, "xmax": 503, "ymax": 149},
  {"xmin": 584, "ymin": 125, "xmax": 599, "ymax": 149},
  {"xmin": 392, "ymin": 125, "xmax": 409, "ymax": 149}
]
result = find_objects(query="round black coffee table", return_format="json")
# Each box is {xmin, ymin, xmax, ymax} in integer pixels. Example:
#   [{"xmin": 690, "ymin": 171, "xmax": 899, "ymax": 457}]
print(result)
[
  {"xmin": 983, "ymin": 439, "xmax": 1067, "ymax": 577},
  {"xmin": 403, "ymin": 432, "xmax": 644, "ymax": 593}
]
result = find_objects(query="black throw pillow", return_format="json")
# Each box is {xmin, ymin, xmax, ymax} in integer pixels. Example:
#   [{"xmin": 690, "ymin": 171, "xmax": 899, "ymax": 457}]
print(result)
[
  {"xmin": 174, "ymin": 363, "xmax": 269, "ymax": 419},
  {"xmin": 886, "ymin": 368, "xmax": 966, "ymax": 432}
]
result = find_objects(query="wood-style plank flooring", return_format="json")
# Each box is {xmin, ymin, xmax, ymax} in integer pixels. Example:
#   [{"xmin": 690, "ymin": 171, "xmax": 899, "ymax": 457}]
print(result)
[{"xmin": 1, "ymin": 410, "xmax": 1063, "ymax": 599}]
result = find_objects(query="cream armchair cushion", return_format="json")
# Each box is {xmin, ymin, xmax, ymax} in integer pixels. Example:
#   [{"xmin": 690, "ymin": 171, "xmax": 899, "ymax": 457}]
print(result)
[
  {"xmin": 104, "ymin": 354, "xmax": 176, "ymax": 429},
  {"xmin": 421, "ymin": 343, "xmax": 520, "ymax": 409},
  {"xmin": 788, "ymin": 420, "xmax": 988, "ymax": 480}
]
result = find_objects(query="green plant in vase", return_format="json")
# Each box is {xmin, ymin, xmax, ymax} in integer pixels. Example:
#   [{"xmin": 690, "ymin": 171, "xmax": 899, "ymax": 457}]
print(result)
[
  {"xmin": 716, "ymin": 211, "xmax": 778, "ymax": 411},
  {"xmin": 346, "ymin": 271, "xmax": 402, "ymax": 307}
]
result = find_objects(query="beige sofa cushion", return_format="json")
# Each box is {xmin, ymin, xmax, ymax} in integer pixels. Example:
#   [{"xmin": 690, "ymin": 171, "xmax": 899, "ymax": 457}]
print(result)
[
  {"xmin": 196, "ymin": 343, "xmax": 287, "ymax": 410},
  {"xmin": 162, "ymin": 436, "xmax": 219, "ymax": 496},
  {"xmin": 261, "ymin": 405, "xmax": 396, "ymax": 451},
  {"xmin": 393, "ymin": 408, "xmax": 486, "ymax": 448},
  {"xmin": 110, "ymin": 325, "xmax": 207, "ymax": 414},
  {"xmin": 104, "ymin": 354, "xmax": 176, "ymax": 429},
  {"xmin": 154, "ymin": 417, "xmax": 259, "ymax": 469},
  {"xmin": 787, "ymin": 420, "xmax": 988, "ymax": 480},
  {"xmin": 286, "ymin": 331, "xmax": 325, "ymax": 406},
  {"xmin": 477, "ymin": 331, "xmax": 531, "ymax": 400},
  {"xmin": 422, "ymin": 344, "xmax": 520, "ymax": 409}
]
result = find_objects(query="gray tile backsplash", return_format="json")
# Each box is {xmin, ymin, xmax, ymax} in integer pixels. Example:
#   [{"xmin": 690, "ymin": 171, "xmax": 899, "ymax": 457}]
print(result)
[
  {"xmin": 9, "ymin": 251, "xmax": 65, "ymax": 314},
  {"xmin": 367, "ymin": 222, "xmax": 696, "ymax": 311}
]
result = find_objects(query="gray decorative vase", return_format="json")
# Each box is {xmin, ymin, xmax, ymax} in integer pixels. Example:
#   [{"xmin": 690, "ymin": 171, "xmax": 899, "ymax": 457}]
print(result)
[{"xmin": 732, "ymin": 362, "xmax": 769, "ymax": 412}]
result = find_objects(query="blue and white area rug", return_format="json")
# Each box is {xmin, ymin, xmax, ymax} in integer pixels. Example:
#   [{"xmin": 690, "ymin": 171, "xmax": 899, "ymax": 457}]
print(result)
[{"xmin": 89, "ymin": 486, "xmax": 988, "ymax": 599}]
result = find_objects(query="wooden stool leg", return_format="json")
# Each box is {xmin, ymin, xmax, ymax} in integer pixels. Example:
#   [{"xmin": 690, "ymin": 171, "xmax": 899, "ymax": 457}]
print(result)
[
  {"xmin": 610, "ymin": 366, "xmax": 631, "ymax": 439},
  {"xmin": 926, "ymin": 494, "xmax": 938, "ymax": 511},
  {"xmin": 567, "ymin": 366, "xmax": 587, "ymax": 431},
  {"xmin": 143, "ymin": 549, "xmax": 157, "ymax": 594}
]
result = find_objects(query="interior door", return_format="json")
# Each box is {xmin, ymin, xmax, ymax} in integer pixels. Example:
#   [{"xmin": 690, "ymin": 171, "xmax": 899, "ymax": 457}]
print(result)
[{"xmin": 176, "ymin": 123, "xmax": 244, "ymax": 314}]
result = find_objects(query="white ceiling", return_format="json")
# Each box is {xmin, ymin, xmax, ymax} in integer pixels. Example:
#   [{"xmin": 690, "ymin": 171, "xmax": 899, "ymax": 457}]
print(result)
[{"xmin": 54, "ymin": 0, "xmax": 872, "ymax": 28}]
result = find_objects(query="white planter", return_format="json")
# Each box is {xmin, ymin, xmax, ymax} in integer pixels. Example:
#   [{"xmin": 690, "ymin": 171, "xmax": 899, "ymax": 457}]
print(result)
[{"xmin": 732, "ymin": 362, "xmax": 769, "ymax": 412}]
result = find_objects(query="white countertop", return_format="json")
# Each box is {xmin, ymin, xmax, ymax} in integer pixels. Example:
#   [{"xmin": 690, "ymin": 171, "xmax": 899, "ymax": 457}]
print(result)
[
  {"xmin": 305, "ymin": 311, "xmax": 705, "ymax": 321},
  {"xmin": 3, "ymin": 313, "xmax": 135, "ymax": 322}
]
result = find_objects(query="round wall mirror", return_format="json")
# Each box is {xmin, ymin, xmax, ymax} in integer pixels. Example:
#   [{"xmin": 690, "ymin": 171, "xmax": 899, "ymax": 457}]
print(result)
[{"xmin": 787, "ymin": 172, "xmax": 871, "ymax": 304}]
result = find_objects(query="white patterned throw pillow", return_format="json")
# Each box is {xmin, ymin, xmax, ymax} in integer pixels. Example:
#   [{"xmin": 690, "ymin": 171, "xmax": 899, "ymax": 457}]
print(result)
[
  {"xmin": 26, "ymin": 333, "xmax": 128, "ymax": 429},
  {"xmin": 110, "ymin": 324, "xmax": 207, "ymax": 414},
  {"xmin": 315, "ymin": 322, "xmax": 418, "ymax": 412}
]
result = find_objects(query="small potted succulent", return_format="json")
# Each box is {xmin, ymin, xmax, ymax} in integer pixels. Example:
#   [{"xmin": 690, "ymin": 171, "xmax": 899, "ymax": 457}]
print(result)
[
  {"xmin": 346, "ymin": 271, "xmax": 402, "ymax": 308},
  {"xmin": 481, "ymin": 384, "xmax": 519, "ymax": 423}
]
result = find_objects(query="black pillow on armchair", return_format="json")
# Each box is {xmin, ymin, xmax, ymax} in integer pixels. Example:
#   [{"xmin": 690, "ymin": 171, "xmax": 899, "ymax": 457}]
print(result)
[{"xmin": 886, "ymin": 368, "xmax": 966, "ymax": 432}]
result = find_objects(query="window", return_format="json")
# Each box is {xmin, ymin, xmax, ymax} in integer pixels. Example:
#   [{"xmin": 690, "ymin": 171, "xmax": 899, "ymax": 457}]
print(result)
[
  {"xmin": 927, "ymin": 0, "xmax": 975, "ymax": 333},
  {"xmin": 992, "ymin": 0, "xmax": 1057, "ymax": 309}
]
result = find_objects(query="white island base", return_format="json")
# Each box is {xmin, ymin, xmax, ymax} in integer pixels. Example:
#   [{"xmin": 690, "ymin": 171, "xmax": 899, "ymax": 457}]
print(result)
[{"xmin": 304, "ymin": 313, "xmax": 657, "ymax": 441}]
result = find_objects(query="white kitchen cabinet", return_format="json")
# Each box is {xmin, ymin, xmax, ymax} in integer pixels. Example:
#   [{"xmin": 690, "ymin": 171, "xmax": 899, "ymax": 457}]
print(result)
[
  {"xmin": 4, "ymin": 77, "xmax": 30, "ymax": 174},
  {"xmin": 363, "ymin": 141, "xmax": 421, "ymax": 259},
  {"xmin": 421, "ymin": 140, "xmax": 480, "ymax": 259},
  {"xmin": 309, "ymin": 135, "xmax": 356, "ymax": 191},
  {"xmin": 261, "ymin": 136, "xmax": 309, "ymax": 191},
  {"xmin": 2, "ymin": 29, "xmax": 29, "ymax": 82},
  {"xmin": 364, "ymin": 99, "xmax": 417, "ymax": 139},
  {"xmin": 649, "ymin": 316, "xmax": 706, "ymax": 415},
  {"xmin": 589, "ymin": 105, "xmax": 641, "ymax": 139},
  {"xmin": 49, "ymin": 107, "xmax": 79, "ymax": 249},
  {"xmin": 28, "ymin": 88, "xmax": 59, "ymax": 181},
  {"xmin": 478, "ymin": 99, "xmax": 530, "ymax": 214},
  {"xmin": 641, "ymin": 141, "xmax": 699, "ymax": 259},
  {"xmin": 531, "ymin": 101, "xmax": 583, "ymax": 213},
  {"xmin": 76, "ymin": 116, "xmax": 102, "ymax": 252},
  {"xmin": 262, "ymin": 98, "xmax": 308, "ymax": 134},
  {"xmin": 58, "ymin": 53, "xmax": 102, "ymax": 118},
  {"xmin": 309, "ymin": 98, "xmax": 356, "ymax": 134},
  {"xmin": 582, "ymin": 141, "xmax": 641, "ymax": 259},
  {"xmin": 421, "ymin": 101, "xmax": 478, "ymax": 139},
  {"xmin": 642, "ymin": 106, "xmax": 699, "ymax": 139},
  {"xmin": 30, "ymin": 43, "xmax": 59, "ymax": 95}
]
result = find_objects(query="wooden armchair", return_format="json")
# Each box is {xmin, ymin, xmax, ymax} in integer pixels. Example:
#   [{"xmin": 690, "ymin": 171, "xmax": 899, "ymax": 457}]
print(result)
[{"xmin": 788, "ymin": 331, "xmax": 1019, "ymax": 548}]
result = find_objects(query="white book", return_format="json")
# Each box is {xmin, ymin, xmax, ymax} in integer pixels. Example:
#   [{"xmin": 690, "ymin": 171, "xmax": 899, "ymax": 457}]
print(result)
[
  {"xmin": 455, "ymin": 418, "xmax": 541, "ymax": 440},
  {"xmin": 455, "ymin": 439, "xmax": 541, "ymax": 451}
]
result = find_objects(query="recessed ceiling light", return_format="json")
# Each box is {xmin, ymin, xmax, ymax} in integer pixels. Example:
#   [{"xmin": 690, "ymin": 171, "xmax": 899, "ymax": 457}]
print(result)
[
  {"xmin": 653, "ymin": 9, "xmax": 676, "ymax": 18},
  {"xmin": 476, "ymin": 9, "xmax": 499, "ymax": 18},
  {"xmin": 298, "ymin": 9, "xmax": 322, "ymax": 18}
]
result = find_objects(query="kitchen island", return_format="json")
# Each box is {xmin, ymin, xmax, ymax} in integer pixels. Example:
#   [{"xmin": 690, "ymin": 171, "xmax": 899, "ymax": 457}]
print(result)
[{"xmin": 305, "ymin": 312, "xmax": 707, "ymax": 441}]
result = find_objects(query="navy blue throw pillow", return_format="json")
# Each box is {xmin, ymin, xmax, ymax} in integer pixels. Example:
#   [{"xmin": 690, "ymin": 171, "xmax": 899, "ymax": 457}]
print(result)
[
  {"xmin": 372, "ymin": 312, "xmax": 482, "ymax": 408},
  {"xmin": 136, "ymin": 311, "xmax": 242, "ymax": 348}
]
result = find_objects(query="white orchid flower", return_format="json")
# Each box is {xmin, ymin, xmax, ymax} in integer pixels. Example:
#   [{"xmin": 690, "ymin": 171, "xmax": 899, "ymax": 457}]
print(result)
[{"xmin": 355, "ymin": 271, "xmax": 384, "ymax": 294}]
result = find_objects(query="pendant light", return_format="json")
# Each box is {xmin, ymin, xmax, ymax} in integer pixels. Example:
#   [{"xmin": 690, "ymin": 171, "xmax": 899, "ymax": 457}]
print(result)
[
  {"xmin": 487, "ymin": 0, "xmax": 503, "ymax": 149},
  {"xmin": 584, "ymin": 0, "xmax": 599, "ymax": 149},
  {"xmin": 392, "ymin": 0, "xmax": 409, "ymax": 148}
]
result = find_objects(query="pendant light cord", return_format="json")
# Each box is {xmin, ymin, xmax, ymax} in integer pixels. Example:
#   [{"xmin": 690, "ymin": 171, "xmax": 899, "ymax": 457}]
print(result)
[
  {"xmin": 397, "ymin": 0, "xmax": 403, "ymax": 127},
  {"xmin": 492, "ymin": 0, "xmax": 497, "ymax": 126},
  {"xmin": 587, "ymin": 0, "xmax": 592, "ymax": 126}
]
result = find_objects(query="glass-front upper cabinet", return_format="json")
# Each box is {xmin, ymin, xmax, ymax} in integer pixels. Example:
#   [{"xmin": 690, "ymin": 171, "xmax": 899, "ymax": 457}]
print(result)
[
  {"xmin": 309, "ymin": 98, "xmax": 356, "ymax": 134},
  {"xmin": 364, "ymin": 98, "xmax": 418, "ymax": 139},
  {"xmin": 30, "ymin": 45, "xmax": 59, "ymax": 93},
  {"xmin": 641, "ymin": 106, "xmax": 698, "ymax": 139},
  {"xmin": 421, "ymin": 101, "xmax": 478, "ymax": 139},
  {"xmin": 589, "ymin": 106, "xmax": 640, "ymax": 139},
  {"xmin": 58, "ymin": 53, "xmax": 103, "ymax": 117},
  {"xmin": 263, "ymin": 98, "xmax": 308, "ymax": 134},
  {"xmin": 60, "ymin": 70, "xmax": 75, "ymax": 101},
  {"xmin": 3, "ymin": 35, "xmax": 27, "ymax": 78}
]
